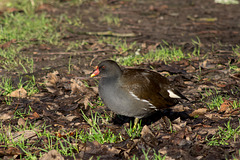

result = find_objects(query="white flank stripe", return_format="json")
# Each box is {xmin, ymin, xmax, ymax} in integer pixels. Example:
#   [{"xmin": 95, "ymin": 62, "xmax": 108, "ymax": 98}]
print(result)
[
  {"xmin": 167, "ymin": 90, "xmax": 181, "ymax": 99},
  {"xmin": 129, "ymin": 91, "xmax": 156, "ymax": 110}
]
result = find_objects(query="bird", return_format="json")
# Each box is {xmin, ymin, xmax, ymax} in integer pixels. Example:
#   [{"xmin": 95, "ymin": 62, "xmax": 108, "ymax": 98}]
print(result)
[{"xmin": 91, "ymin": 60, "xmax": 188, "ymax": 127}]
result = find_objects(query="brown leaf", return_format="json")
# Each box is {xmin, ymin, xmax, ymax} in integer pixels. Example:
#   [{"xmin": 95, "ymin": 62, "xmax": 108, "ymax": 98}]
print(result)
[
  {"xmin": 71, "ymin": 79, "xmax": 97, "ymax": 109},
  {"xmin": 39, "ymin": 150, "xmax": 64, "ymax": 160},
  {"xmin": 27, "ymin": 112, "xmax": 40, "ymax": 120},
  {"xmin": 80, "ymin": 141, "xmax": 120, "ymax": 156},
  {"xmin": 45, "ymin": 71, "xmax": 60, "ymax": 86},
  {"xmin": 189, "ymin": 108, "xmax": 208, "ymax": 117},
  {"xmin": 55, "ymin": 131, "xmax": 75, "ymax": 138},
  {"xmin": 219, "ymin": 100, "xmax": 233, "ymax": 113},
  {"xmin": 186, "ymin": 65, "xmax": 196, "ymax": 73},
  {"xmin": 7, "ymin": 88, "xmax": 27, "ymax": 98},
  {"xmin": 0, "ymin": 111, "xmax": 14, "ymax": 120},
  {"xmin": 0, "ymin": 39, "xmax": 16, "ymax": 49},
  {"xmin": 18, "ymin": 118, "xmax": 26, "ymax": 126},
  {"xmin": 11, "ymin": 130, "xmax": 38, "ymax": 142},
  {"xmin": 230, "ymin": 73, "xmax": 240, "ymax": 80},
  {"xmin": 0, "ymin": 147, "xmax": 23, "ymax": 157},
  {"xmin": 215, "ymin": 83, "xmax": 226, "ymax": 88},
  {"xmin": 200, "ymin": 59, "xmax": 215, "ymax": 69}
]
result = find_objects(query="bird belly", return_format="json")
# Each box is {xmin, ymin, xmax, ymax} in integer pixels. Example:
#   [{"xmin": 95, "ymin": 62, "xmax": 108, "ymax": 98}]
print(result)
[{"xmin": 99, "ymin": 84, "xmax": 155, "ymax": 118}]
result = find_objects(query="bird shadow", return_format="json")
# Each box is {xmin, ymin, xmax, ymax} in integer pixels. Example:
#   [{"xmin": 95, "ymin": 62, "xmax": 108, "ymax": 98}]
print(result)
[{"xmin": 112, "ymin": 109, "xmax": 192, "ymax": 127}]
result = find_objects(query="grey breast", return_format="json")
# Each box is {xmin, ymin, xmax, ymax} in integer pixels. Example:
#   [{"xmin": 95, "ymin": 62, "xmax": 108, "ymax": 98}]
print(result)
[{"xmin": 99, "ymin": 78, "xmax": 156, "ymax": 118}]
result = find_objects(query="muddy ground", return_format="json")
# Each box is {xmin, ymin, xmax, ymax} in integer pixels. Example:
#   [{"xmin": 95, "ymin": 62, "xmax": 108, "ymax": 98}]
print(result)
[{"xmin": 1, "ymin": 0, "xmax": 240, "ymax": 159}]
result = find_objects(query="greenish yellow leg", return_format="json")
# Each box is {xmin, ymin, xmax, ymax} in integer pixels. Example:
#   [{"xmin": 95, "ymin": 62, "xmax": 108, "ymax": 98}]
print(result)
[{"xmin": 133, "ymin": 117, "xmax": 139, "ymax": 129}]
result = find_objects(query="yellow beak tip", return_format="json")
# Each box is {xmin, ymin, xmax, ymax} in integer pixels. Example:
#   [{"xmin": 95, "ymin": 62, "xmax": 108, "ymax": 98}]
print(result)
[{"xmin": 90, "ymin": 74, "xmax": 95, "ymax": 77}]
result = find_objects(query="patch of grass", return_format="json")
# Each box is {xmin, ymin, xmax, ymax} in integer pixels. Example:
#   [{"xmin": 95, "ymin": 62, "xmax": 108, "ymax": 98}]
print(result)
[
  {"xmin": 98, "ymin": 37, "xmax": 136, "ymax": 53},
  {"xmin": 191, "ymin": 37, "xmax": 201, "ymax": 56},
  {"xmin": 200, "ymin": 88, "xmax": 224, "ymax": 110},
  {"xmin": 232, "ymin": 100, "xmax": 240, "ymax": 109},
  {"xmin": 0, "ymin": 13, "xmax": 60, "ymax": 44},
  {"xmin": 115, "ymin": 44, "xmax": 186, "ymax": 66},
  {"xmin": 201, "ymin": 88, "xmax": 240, "ymax": 110},
  {"xmin": 207, "ymin": 94, "xmax": 225, "ymax": 110},
  {"xmin": 14, "ymin": 106, "xmax": 33, "ymax": 119},
  {"xmin": 132, "ymin": 149, "xmax": 166, "ymax": 160},
  {"xmin": 0, "ymin": 121, "xmax": 79, "ymax": 158},
  {"xmin": 0, "ymin": 76, "xmax": 39, "ymax": 97},
  {"xmin": 0, "ymin": 77, "xmax": 14, "ymax": 96},
  {"xmin": 61, "ymin": 14, "xmax": 85, "ymax": 28},
  {"xmin": 125, "ymin": 121, "xmax": 143, "ymax": 140},
  {"xmin": 232, "ymin": 45, "xmax": 240, "ymax": 56},
  {"xmin": 0, "ymin": 47, "xmax": 34, "ymax": 72},
  {"xmin": 89, "ymin": 97, "xmax": 105, "ymax": 109},
  {"xmin": 100, "ymin": 13, "xmax": 121, "ymax": 26},
  {"xmin": 67, "ymin": 0, "xmax": 85, "ymax": 6},
  {"xmin": 228, "ymin": 59, "xmax": 240, "ymax": 73},
  {"xmin": 1, "ymin": 106, "xmax": 80, "ymax": 158},
  {"xmin": 232, "ymin": 149, "xmax": 240, "ymax": 160},
  {"xmin": 0, "ymin": 11, "xmax": 62, "ymax": 72},
  {"xmin": 65, "ymin": 40, "xmax": 88, "ymax": 52},
  {"xmin": 5, "ymin": 0, "xmax": 38, "ymax": 15},
  {"xmin": 81, "ymin": 110, "xmax": 122, "ymax": 144},
  {"xmin": 206, "ymin": 119, "xmax": 240, "ymax": 146}
]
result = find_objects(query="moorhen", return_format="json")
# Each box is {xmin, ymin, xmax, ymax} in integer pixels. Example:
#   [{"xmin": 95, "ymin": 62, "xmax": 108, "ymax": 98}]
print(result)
[{"xmin": 91, "ymin": 60, "xmax": 188, "ymax": 126}]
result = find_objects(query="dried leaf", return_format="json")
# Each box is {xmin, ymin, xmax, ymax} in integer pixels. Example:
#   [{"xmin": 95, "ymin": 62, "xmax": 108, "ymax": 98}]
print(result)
[
  {"xmin": 11, "ymin": 130, "xmax": 38, "ymax": 142},
  {"xmin": 39, "ymin": 150, "xmax": 64, "ymax": 160},
  {"xmin": 27, "ymin": 112, "xmax": 40, "ymax": 120},
  {"xmin": 45, "ymin": 71, "xmax": 60, "ymax": 86},
  {"xmin": 17, "ymin": 118, "xmax": 25, "ymax": 126},
  {"xmin": 215, "ymin": 83, "xmax": 226, "ymax": 88},
  {"xmin": 0, "ymin": 111, "xmax": 14, "ymax": 120},
  {"xmin": 219, "ymin": 100, "xmax": 233, "ymax": 113},
  {"xmin": 0, "ymin": 39, "xmax": 16, "ymax": 49},
  {"xmin": 0, "ymin": 146, "xmax": 23, "ymax": 157},
  {"xmin": 7, "ymin": 88, "xmax": 27, "ymax": 98},
  {"xmin": 71, "ymin": 79, "xmax": 97, "ymax": 109},
  {"xmin": 189, "ymin": 108, "xmax": 208, "ymax": 117},
  {"xmin": 200, "ymin": 59, "xmax": 216, "ymax": 69}
]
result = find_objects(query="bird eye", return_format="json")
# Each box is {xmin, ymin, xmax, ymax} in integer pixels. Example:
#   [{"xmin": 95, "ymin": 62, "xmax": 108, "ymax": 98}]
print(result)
[{"xmin": 102, "ymin": 66, "xmax": 105, "ymax": 69}]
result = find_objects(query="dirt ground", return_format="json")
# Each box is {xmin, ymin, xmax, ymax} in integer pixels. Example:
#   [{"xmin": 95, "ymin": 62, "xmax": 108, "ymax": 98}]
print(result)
[{"xmin": 1, "ymin": 0, "xmax": 240, "ymax": 159}]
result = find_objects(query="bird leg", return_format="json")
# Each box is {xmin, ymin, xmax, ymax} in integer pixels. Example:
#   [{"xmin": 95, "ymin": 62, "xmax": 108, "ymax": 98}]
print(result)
[{"xmin": 133, "ymin": 117, "xmax": 139, "ymax": 129}]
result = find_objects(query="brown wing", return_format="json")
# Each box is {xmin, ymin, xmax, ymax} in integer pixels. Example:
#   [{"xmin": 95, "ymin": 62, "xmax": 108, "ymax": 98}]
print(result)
[{"xmin": 119, "ymin": 69, "xmax": 183, "ymax": 109}]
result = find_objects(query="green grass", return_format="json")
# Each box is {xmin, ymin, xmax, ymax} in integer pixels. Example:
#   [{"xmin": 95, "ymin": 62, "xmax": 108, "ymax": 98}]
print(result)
[
  {"xmin": 232, "ymin": 100, "xmax": 240, "ymax": 109},
  {"xmin": 1, "ymin": 107, "xmax": 120, "ymax": 159},
  {"xmin": 191, "ymin": 37, "xmax": 201, "ymax": 56},
  {"xmin": 0, "ymin": 76, "xmax": 39, "ymax": 98},
  {"xmin": 113, "ymin": 38, "xmax": 202, "ymax": 66},
  {"xmin": 61, "ymin": 14, "xmax": 85, "ymax": 28},
  {"xmin": 5, "ymin": 0, "xmax": 39, "ymax": 15},
  {"xmin": 201, "ymin": 88, "xmax": 240, "ymax": 110},
  {"xmin": 98, "ymin": 37, "xmax": 136, "ymax": 53},
  {"xmin": 232, "ymin": 45, "xmax": 240, "ymax": 57},
  {"xmin": 131, "ymin": 149, "xmax": 166, "ymax": 160},
  {"xmin": 0, "ymin": 11, "xmax": 61, "ymax": 72},
  {"xmin": 0, "ymin": 12, "xmax": 60, "ymax": 44},
  {"xmin": 115, "ymin": 45, "xmax": 186, "ymax": 66},
  {"xmin": 100, "ymin": 13, "xmax": 121, "ymax": 26},
  {"xmin": 65, "ymin": 40, "xmax": 88, "ymax": 52},
  {"xmin": 0, "ymin": 47, "xmax": 34, "ymax": 72},
  {"xmin": 0, "ymin": 121, "xmax": 79, "ymax": 158},
  {"xmin": 206, "ymin": 119, "xmax": 240, "ymax": 146},
  {"xmin": 81, "ymin": 110, "xmax": 122, "ymax": 144},
  {"xmin": 207, "ymin": 94, "xmax": 225, "ymax": 110},
  {"xmin": 125, "ymin": 121, "xmax": 143, "ymax": 140}
]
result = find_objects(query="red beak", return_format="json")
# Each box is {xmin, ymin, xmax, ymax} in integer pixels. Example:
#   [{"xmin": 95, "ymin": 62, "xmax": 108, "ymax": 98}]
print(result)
[{"xmin": 91, "ymin": 66, "xmax": 100, "ymax": 77}]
